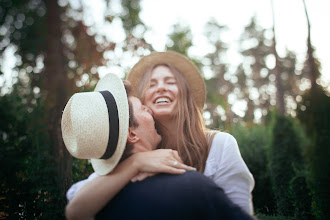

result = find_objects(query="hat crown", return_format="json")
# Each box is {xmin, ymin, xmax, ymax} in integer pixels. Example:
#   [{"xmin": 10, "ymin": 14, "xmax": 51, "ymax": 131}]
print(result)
[
  {"xmin": 62, "ymin": 92, "xmax": 109, "ymax": 159},
  {"xmin": 61, "ymin": 73, "xmax": 129, "ymax": 175}
]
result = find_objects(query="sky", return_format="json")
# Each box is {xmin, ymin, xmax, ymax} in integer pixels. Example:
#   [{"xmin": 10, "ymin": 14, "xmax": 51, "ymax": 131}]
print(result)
[
  {"xmin": 139, "ymin": 0, "xmax": 329, "ymax": 84},
  {"xmin": 1, "ymin": 0, "xmax": 329, "ymax": 95}
]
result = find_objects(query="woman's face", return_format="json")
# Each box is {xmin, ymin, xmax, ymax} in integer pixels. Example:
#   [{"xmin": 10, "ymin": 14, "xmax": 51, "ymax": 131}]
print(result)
[{"xmin": 143, "ymin": 66, "xmax": 179, "ymax": 120}]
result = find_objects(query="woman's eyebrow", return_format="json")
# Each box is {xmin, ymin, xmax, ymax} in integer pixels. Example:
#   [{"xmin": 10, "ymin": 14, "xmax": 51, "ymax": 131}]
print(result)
[{"xmin": 164, "ymin": 76, "xmax": 176, "ymax": 80}]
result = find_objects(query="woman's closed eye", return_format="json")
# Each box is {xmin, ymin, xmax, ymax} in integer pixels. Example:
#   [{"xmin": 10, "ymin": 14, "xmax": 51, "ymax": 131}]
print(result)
[
  {"xmin": 149, "ymin": 82, "xmax": 156, "ymax": 88},
  {"xmin": 167, "ymin": 81, "xmax": 176, "ymax": 85}
]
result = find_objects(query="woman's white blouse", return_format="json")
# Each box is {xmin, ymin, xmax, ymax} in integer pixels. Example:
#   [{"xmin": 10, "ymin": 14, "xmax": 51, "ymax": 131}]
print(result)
[
  {"xmin": 67, "ymin": 132, "xmax": 255, "ymax": 214},
  {"xmin": 204, "ymin": 132, "xmax": 255, "ymax": 214}
]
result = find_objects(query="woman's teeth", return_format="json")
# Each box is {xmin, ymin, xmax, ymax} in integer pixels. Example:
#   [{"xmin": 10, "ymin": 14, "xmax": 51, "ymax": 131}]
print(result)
[{"xmin": 155, "ymin": 97, "xmax": 170, "ymax": 104}]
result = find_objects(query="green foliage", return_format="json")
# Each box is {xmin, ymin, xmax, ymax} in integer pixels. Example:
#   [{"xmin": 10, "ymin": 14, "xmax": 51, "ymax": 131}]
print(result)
[
  {"xmin": 268, "ymin": 114, "xmax": 308, "ymax": 217},
  {"xmin": 290, "ymin": 174, "xmax": 313, "ymax": 220},
  {"xmin": 0, "ymin": 0, "xmax": 46, "ymax": 61},
  {"xmin": 256, "ymin": 214, "xmax": 294, "ymax": 220},
  {"xmin": 120, "ymin": 0, "xmax": 146, "ymax": 36},
  {"xmin": 203, "ymin": 19, "xmax": 232, "ymax": 128},
  {"xmin": 72, "ymin": 158, "xmax": 93, "ymax": 183},
  {"xmin": 298, "ymin": 87, "xmax": 330, "ymax": 220},
  {"xmin": 0, "ymin": 88, "xmax": 65, "ymax": 219},
  {"xmin": 166, "ymin": 22, "xmax": 193, "ymax": 56},
  {"xmin": 231, "ymin": 124, "xmax": 275, "ymax": 215}
]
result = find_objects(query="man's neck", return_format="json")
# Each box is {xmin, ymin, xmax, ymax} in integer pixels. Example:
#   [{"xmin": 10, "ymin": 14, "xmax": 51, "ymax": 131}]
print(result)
[{"xmin": 131, "ymin": 142, "xmax": 153, "ymax": 154}]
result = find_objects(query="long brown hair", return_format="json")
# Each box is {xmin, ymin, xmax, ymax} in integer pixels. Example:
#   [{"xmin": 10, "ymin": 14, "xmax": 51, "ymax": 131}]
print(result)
[{"xmin": 137, "ymin": 64, "xmax": 209, "ymax": 172}]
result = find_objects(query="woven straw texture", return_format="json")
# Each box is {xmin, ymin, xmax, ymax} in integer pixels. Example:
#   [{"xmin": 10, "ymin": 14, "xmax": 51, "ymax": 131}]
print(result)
[{"xmin": 61, "ymin": 73, "xmax": 129, "ymax": 175}]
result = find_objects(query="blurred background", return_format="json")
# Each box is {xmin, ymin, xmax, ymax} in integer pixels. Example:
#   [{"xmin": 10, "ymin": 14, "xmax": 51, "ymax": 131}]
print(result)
[{"xmin": 0, "ymin": 0, "xmax": 329, "ymax": 219}]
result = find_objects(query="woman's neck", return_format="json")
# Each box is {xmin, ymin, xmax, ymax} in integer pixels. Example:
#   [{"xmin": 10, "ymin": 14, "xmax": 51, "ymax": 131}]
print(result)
[{"xmin": 157, "ymin": 117, "xmax": 179, "ymax": 149}]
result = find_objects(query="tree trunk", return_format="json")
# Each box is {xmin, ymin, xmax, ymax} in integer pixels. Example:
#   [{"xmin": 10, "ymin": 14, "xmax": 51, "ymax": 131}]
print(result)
[
  {"xmin": 44, "ymin": 0, "xmax": 72, "ymax": 195},
  {"xmin": 302, "ymin": 0, "xmax": 318, "ymax": 90},
  {"xmin": 271, "ymin": 0, "xmax": 286, "ymax": 115}
]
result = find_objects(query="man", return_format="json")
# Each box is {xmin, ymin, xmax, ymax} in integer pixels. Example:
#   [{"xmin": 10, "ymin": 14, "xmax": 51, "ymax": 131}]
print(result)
[{"xmin": 62, "ymin": 73, "xmax": 255, "ymax": 220}]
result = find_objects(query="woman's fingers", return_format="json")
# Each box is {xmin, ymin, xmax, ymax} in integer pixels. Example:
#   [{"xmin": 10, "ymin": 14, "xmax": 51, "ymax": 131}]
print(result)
[
  {"xmin": 131, "ymin": 172, "xmax": 155, "ymax": 182},
  {"xmin": 171, "ymin": 160, "xmax": 196, "ymax": 171},
  {"xmin": 131, "ymin": 161, "xmax": 197, "ymax": 183},
  {"xmin": 171, "ymin": 150, "xmax": 183, "ymax": 163}
]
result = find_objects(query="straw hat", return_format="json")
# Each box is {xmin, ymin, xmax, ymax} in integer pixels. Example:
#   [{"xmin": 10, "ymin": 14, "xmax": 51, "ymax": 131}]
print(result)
[
  {"xmin": 61, "ymin": 73, "xmax": 129, "ymax": 175},
  {"xmin": 126, "ymin": 51, "xmax": 206, "ymax": 108}
]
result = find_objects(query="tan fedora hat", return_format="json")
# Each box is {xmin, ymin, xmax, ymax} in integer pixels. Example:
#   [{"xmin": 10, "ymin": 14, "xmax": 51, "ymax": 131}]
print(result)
[
  {"xmin": 61, "ymin": 73, "xmax": 129, "ymax": 175},
  {"xmin": 126, "ymin": 51, "xmax": 206, "ymax": 108}
]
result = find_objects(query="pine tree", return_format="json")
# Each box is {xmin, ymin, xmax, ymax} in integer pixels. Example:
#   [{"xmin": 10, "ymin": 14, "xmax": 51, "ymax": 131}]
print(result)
[{"xmin": 269, "ymin": 114, "xmax": 303, "ymax": 217}]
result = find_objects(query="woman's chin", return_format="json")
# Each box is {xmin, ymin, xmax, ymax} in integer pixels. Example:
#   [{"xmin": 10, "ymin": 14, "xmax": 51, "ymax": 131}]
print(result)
[
  {"xmin": 153, "ymin": 110, "xmax": 175, "ymax": 121},
  {"xmin": 151, "ymin": 103, "xmax": 177, "ymax": 120}
]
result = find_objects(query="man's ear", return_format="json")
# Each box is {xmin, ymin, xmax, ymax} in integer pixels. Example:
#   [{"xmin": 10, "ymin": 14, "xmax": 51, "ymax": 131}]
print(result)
[{"xmin": 127, "ymin": 127, "xmax": 139, "ymax": 144}]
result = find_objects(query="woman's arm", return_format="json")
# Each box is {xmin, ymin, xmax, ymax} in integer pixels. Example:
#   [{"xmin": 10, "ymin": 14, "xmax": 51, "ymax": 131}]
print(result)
[{"xmin": 66, "ymin": 149, "xmax": 195, "ymax": 220}]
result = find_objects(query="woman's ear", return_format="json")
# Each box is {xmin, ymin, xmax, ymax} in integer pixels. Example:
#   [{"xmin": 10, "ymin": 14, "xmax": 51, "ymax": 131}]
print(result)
[{"xmin": 127, "ymin": 127, "xmax": 139, "ymax": 144}]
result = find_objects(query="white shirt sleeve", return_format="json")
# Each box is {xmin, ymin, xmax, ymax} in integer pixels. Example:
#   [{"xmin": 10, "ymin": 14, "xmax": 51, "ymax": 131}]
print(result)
[
  {"xmin": 66, "ymin": 172, "xmax": 100, "ymax": 202},
  {"xmin": 204, "ymin": 132, "xmax": 255, "ymax": 215}
]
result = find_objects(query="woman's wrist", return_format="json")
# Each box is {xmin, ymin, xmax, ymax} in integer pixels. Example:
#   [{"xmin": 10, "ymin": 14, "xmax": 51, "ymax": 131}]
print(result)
[{"xmin": 120, "ymin": 153, "xmax": 142, "ymax": 175}]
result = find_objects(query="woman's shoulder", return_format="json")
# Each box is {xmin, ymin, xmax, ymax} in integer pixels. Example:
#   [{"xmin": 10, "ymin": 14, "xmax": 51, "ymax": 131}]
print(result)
[
  {"xmin": 206, "ymin": 131, "xmax": 240, "ymax": 161},
  {"xmin": 204, "ymin": 131, "xmax": 237, "ymax": 175},
  {"xmin": 208, "ymin": 130, "xmax": 237, "ymax": 146}
]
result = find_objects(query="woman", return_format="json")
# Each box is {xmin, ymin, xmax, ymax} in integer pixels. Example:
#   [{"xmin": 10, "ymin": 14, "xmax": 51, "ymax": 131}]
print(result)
[{"xmin": 126, "ymin": 51, "xmax": 255, "ymax": 214}]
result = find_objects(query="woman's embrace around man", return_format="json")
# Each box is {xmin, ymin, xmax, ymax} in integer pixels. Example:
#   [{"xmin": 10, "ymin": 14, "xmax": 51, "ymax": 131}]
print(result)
[{"xmin": 61, "ymin": 51, "xmax": 256, "ymax": 220}]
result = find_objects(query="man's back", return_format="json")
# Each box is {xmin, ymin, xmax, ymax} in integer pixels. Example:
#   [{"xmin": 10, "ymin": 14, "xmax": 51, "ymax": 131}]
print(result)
[{"xmin": 96, "ymin": 171, "xmax": 255, "ymax": 220}]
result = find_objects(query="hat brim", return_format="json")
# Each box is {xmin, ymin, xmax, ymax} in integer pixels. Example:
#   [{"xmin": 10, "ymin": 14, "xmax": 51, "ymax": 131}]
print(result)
[
  {"xmin": 126, "ymin": 51, "xmax": 206, "ymax": 108},
  {"xmin": 90, "ymin": 73, "xmax": 129, "ymax": 175}
]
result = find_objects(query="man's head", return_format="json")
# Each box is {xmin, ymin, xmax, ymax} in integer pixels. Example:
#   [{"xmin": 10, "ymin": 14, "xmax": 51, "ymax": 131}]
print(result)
[
  {"xmin": 61, "ymin": 74, "xmax": 161, "ymax": 175},
  {"xmin": 120, "ymin": 81, "xmax": 162, "ymax": 161}
]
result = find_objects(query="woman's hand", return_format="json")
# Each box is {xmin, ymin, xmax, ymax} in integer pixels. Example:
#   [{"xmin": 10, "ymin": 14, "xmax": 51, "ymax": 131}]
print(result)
[{"xmin": 129, "ymin": 149, "xmax": 196, "ymax": 181}]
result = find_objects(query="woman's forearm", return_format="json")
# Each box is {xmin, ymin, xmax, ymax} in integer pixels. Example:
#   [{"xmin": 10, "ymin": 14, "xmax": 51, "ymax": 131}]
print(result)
[
  {"xmin": 65, "ymin": 149, "xmax": 194, "ymax": 220},
  {"xmin": 65, "ymin": 157, "xmax": 139, "ymax": 220}
]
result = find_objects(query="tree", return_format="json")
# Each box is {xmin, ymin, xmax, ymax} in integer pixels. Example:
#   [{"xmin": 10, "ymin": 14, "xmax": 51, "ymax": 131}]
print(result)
[
  {"xmin": 297, "ymin": 2, "xmax": 330, "ymax": 219},
  {"xmin": 120, "ymin": 0, "xmax": 152, "ymax": 56},
  {"xmin": 202, "ymin": 18, "xmax": 233, "ymax": 128},
  {"xmin": 166, "ymin": 22, "xmax": 193, "ymax": 56},
  {"xmin": 268, "ymin": 114, "xmax": 304, "ymax": 217},
  {"xmin": 238, "ymin": 17, "xmax": 273, "ymax": 123},
  {"xmin": 302, "ymin": 0, "xmax": 319, "ymax": 90},
  {"xmin": 231, "ymin": 124, "xmax": 276, "ymax": 215},
  {"xmin": 270, "ymin": 0, "xmax": 285, "ymax": 115},
  {"xmin": 0, "ymin": 0, "xmax": 152, "ymax": 217}
]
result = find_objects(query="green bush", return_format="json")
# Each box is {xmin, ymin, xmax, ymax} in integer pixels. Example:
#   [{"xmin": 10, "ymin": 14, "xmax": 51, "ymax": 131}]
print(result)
[
  {"xmin": 268, "ymin": 114, "xmax": 311, "ymax": 218},
  {"xmin": 231, "ymin": 124, "xmax": 275, "ymax": 215},
  {"xmin": 256, "ymin": 213, "xmax": 293, "ymax": 220},
  {"xmin": 72, "ymin": 158, "xmax": 93, "ymax": 183},
  {"xmin": 0, "ymin": 89, "xmax": 66, "ymax": 219},
  {"xmin": 298, "ymin": 88, "xmax": 330, "ymax": 220}
]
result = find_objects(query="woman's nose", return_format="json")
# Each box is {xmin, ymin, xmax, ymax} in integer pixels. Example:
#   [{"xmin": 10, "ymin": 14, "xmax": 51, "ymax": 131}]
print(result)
[{"xmin": 156, "ymin": 81, "xmax": 167, "ymax": 92}]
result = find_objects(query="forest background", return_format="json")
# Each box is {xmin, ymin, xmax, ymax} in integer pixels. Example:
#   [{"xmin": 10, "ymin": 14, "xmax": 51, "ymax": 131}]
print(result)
[{"xmin": 0, "ymin": 0, "xmax": 329, "ymax": 219}]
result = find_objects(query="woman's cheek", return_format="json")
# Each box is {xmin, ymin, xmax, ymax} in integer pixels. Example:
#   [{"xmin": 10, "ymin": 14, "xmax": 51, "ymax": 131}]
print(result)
[{"xmin": 149, "ymin": 105, "xmax": 157, "ymax": 113}]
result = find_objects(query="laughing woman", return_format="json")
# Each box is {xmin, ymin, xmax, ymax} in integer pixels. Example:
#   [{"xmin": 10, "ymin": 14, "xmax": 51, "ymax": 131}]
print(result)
[{"xmin": 126, "ymin": 51, "xmax": 255, "ymax": 215}]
